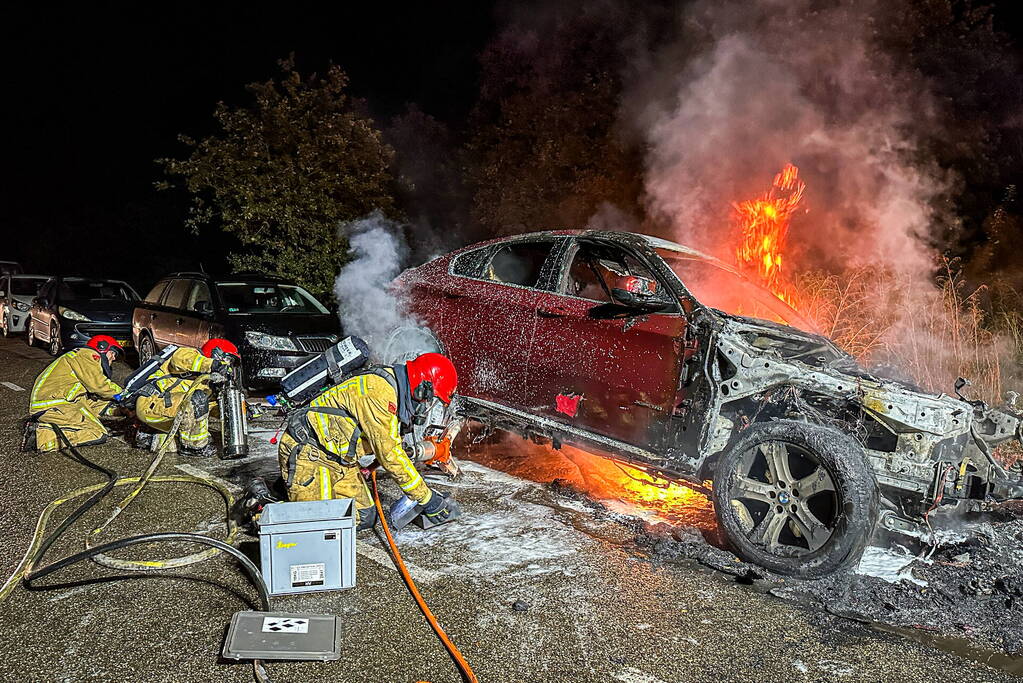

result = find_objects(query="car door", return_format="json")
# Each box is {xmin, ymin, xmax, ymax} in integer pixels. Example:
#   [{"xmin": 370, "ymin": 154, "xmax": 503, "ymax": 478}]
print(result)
[
  {"xmin": 154, "ymin": 278, "xmax": 192, "ymax": 347},
  {"xmin": 179, "ymin": 279, "xmax": 214, "ymax": 348},
  {"xmin": 446, "ymin": 238, "xmax": 562, "ymax": 409},
  {"xmin": 524, "ymin": 238, "xmax": 688, "ymax": 451},
  {"xmin": 31, "ymin": 278, "xmax": 56, "ymax": 336}
]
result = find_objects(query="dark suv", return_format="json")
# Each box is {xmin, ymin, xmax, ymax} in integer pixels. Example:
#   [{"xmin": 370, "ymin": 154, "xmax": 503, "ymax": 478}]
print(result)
[{"xmin": 132, "ymin": 272, "xmax": 341, "ymax": 389}]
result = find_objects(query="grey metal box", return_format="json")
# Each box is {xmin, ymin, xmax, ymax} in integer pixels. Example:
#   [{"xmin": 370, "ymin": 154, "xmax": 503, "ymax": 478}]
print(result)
[
  {"xmin": 223, "ymin": 611, "xmax": 341, "ymax": 661},
  {"xmin": 258, "ymin": 498, "xmax": 356, "ymax": 596}
]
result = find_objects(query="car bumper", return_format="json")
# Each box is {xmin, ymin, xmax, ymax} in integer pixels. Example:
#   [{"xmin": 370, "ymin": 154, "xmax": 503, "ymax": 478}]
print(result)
[
  {"xmin": 7, "ymin": 311, "xmax": 29, "ymax": 332},
  {"xmin": 62, "ymin": 322, "xmax": 134, "ymax": 350}
]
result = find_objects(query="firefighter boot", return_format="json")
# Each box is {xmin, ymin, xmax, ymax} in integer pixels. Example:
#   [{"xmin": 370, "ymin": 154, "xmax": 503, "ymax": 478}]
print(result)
[{"xmin": 20, "ymin": 420, "xmax": 37, "ymax": 453}]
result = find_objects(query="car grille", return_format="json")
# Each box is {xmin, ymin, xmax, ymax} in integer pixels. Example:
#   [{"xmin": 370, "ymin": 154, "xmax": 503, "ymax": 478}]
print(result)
[{"xmin": 297, "ymin": 336, "xmax": 335, "ymax": 353}]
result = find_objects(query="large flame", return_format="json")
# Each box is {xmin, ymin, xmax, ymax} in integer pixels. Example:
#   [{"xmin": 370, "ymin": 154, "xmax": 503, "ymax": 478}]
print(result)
[{"xmin": 733, "ymin": 163, "xmax": 805, "ymax": 307}]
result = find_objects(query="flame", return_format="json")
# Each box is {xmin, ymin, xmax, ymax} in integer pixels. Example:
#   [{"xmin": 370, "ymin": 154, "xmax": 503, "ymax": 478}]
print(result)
[
  {"xmin": 733, "ymin": 163, "xmax": 805, "ymax": 307},
  {"xmin": 465, "ymin": 435, "xmax": 716, "ymax": 530}
]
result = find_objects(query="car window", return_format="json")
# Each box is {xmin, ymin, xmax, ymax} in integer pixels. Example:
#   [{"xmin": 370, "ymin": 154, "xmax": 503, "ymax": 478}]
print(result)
[
  {"xmin": 9, "ymin": 277, "xmax": 48, "ymax": 297},
  {"xmin": 186, "ymin": 280, "xmax": 212, "ymax": 312},
  {"xmin": 656, "ymin": 249, "xmax": 800, "ymax": 326},
  {"xmin": 161, "ymin": 279, "xmax": 192, "ymax": 310},
  {"xmin": 144, "ymin": 280, "xmax": 169, "ymax": 304},
  {"xmin": 451, "ymin": 246, "xmax": 493, "ymax": 278},
  {"xmin": 58, "ymin": 280, "xmax": 137, "ymax": 302},
  {"xmin": 564, "ymin": 243, "xmax": 672, "ymax": 305},
  {"xmin": 484, "ymin": 241, "xmax": 555, "ymax": 288},
  {"xmin": 216, "ymin": 282, "xmax": 328, "ymax": 314}
]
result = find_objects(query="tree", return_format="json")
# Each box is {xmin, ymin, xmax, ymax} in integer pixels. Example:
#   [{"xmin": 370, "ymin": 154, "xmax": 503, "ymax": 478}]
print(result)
[{"xmin": 158, "ymin": 58, "xmax": 397, "ymax": 299}]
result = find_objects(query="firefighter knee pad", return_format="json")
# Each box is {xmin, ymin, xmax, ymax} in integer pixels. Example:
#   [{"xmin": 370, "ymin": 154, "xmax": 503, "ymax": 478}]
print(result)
[{"xmin": 189, "ymin": 390, "xmax": 210, "ymax": 419}]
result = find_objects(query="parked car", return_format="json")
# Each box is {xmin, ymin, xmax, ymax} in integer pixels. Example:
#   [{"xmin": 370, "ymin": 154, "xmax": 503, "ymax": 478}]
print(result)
[
  {"xmin": 394, "ymin": 230, "xmax": 1023, "ymax": 577},
  {"xmin": 27, "ymin": 277, "xmax": 140, "ymax": 356},
  {"xmin": 0, "ymin": 273, "xmax": 51, "ymax": 336},
  {"xmin": 0, "ymin": 261, "xmax": 24, "ymax": 276},
  {"xmin": 132, "ymin": 272, "xmax": 341, "ymax": 389}
]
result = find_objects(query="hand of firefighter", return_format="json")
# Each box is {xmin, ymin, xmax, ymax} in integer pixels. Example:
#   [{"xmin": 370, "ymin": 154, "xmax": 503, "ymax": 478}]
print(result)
[{"xmin": 422, "ymin": 491, "xmax": 461, "ymax": 526}]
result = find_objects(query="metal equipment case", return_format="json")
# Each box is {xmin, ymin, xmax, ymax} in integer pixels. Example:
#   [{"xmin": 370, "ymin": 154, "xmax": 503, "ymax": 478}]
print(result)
[{"xmin": 258, "ymin": 499, "xmax": 357, "ymax": 596}]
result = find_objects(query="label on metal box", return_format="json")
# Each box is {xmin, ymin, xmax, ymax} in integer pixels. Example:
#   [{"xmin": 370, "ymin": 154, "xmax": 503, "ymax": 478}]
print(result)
[{"xmin": 290, "ymin": 562, "xmax": 326, "ymax": 587}]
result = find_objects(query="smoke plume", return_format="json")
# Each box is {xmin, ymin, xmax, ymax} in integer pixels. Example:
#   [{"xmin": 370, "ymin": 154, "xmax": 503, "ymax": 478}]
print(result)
[
  {"xmin": 627, "ymin": 0, "xmax": 950, "ymax": 280},
  {"xmin": 333, "ymin": 211, "xmax": 412, "ymax": 350}
]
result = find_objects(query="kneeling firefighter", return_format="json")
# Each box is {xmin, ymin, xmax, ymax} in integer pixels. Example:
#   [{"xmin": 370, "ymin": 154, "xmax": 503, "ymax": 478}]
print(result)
[
  {"xmin": 24, "ymin": 335, "xmax": 125, "ymax": 452},
  {"xmin": 277, "ymin": 352, "xmax": 461, "ymax": 531},
  {"xmin": 130, "ymin": 339, "xmax": 239, "ymax": 457}
]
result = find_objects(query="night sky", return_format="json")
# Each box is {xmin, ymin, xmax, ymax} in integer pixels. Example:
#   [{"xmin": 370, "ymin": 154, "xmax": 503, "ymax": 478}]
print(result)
[{"xmin": 0, "ymin": 2, "xmax": 494, "ymax": 286}]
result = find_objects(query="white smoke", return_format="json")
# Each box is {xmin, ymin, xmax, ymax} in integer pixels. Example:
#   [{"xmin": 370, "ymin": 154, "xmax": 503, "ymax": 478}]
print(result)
[
  {"xmin": 334, "ymin": 211, "xmax": 411, "ymax": 350},
  {"xmin": 333, "ymin": 211, "xmax": 438, "ymax": 364},
  {"xmin": 627, "ymin": 0, "xmax": 951, "ymax": 280}
]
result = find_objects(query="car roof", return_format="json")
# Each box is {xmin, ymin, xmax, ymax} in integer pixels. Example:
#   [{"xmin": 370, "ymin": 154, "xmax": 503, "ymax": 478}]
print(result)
[
  {"xmin": 7, "ymin": 273, "xmax": 50, "ymax": 279},
  {"xmin": 162, "ymin": 271, "xmax": 293, "ymax": 285},
  {"xmin": 59, "ymin": 276, "xmax": 131, "ymax": 284}
]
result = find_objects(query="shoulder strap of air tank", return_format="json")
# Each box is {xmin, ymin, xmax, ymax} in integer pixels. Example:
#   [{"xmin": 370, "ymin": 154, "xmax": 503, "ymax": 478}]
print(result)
[{"xmin": 299, "ymin": 404, "xmax": 362, "ymax": 465}]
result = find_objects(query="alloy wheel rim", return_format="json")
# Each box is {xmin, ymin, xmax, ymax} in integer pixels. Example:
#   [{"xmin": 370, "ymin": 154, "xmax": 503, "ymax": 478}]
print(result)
[{"xmin": 728, "ymin": 440, "xmax": 840, "ymax": 556}]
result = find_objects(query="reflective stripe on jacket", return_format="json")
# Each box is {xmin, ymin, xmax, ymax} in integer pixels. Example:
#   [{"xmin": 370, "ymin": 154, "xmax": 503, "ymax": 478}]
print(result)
[{"xmin": 30, "ymin": 348, "xmax": 122, "ymax": 413}]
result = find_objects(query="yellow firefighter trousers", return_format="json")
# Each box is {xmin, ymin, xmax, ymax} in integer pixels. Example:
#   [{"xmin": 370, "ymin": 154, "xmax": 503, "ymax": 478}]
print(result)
[
  {"xmin": 136, "ymin": 384, "xmax": 216, "ymax": 450},
  {"xmin": 277, "ymin": 433, "xmax": 375, "ymax": 521},
  {"xmin": 36, "ymin": 398, "xmax": 113, "ymax": 451}
]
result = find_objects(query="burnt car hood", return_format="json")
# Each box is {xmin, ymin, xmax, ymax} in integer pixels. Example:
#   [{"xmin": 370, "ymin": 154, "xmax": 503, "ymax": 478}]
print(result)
[
  {"xmin": 714, "ymin": 310, "xmax": 862, "ymax": 372},
  {"xmin": 224, "ymin": 313, "xmax": 340, "ymax": 337}
]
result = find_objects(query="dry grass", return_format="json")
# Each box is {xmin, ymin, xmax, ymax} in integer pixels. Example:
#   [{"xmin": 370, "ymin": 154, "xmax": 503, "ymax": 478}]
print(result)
[{"xmin": 796, "ymin": 260, "xmax": 1020, "ymax": 404}]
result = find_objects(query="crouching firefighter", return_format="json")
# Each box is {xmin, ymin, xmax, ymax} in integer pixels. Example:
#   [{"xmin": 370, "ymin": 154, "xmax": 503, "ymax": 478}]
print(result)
[
  {"xmin": 276, "ymin": 352, "xmax": 461, "ymax": 531},
  {"xmin": 129, "ymin": 338, "xmax": 239, "ymax": 457},
  {"xmin": 23, "ymin": 335, "xmax": 124, "ymax": 452}
]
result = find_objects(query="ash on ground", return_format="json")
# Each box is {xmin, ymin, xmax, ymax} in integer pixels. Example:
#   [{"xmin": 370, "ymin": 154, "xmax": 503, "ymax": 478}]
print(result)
[{"xmin": 553, "ymin": 478, "xmax": 1023, "ymax": 656}]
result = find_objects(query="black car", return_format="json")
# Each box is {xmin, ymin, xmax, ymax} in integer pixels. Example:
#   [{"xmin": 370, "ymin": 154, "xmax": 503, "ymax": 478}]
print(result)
[
  {"xmin": 132, "ymin": 272, "xmax": 341, "ymax": 389},
  {"xmin": 27, "ymin": 277, "xmax": 140, "ymax": 356}
]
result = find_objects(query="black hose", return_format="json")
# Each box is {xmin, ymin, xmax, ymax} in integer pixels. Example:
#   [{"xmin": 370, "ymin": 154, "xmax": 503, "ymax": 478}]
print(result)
[{"xmin": 23, "ymin": 424, "xmax": 272, "ymax": 621}]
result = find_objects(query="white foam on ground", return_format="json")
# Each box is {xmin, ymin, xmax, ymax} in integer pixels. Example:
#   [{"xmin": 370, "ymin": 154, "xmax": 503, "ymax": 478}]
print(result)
[{"xmin": 855, "ymin": 546, "xmax": 926, "ymax": 586}]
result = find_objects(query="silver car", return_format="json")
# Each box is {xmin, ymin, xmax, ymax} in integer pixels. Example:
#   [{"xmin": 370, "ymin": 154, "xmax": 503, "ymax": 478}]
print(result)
[{"xmin": 1, "ymin": 273, "xmax": 50, "ymax": 336}]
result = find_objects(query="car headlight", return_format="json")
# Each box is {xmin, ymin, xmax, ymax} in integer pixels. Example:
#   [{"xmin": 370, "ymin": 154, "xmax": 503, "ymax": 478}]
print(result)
[
  {"xmin": 13, "ymin": 301, "xmax": 30, "ymax": 312},
  {"xmin": 59, "ymin": 307, "xmax": 90, "ymax": 321},
  {"xmin": 244, "ymin": 330, "xmax": 298, "ymax": 351}
]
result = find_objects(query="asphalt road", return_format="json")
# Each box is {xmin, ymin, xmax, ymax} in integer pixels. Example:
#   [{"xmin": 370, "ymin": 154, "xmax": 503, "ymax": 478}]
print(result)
[{"xmin": 0, "ymin": 334, "xmax": 1015, "ymax": 682}]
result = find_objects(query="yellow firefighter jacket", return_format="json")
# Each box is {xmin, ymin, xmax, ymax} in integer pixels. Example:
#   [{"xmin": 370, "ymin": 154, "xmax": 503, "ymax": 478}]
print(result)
[
  {"xmin": 297, "ymin": 368, "xmax": 428, "ymax": 501},
  {"xmin": 148, "ymin": 347, "xmax": 214, "ymax": 397},
  {"xmin": 30, "ymin": 347, "xmax": 122, "ymax": 415}
]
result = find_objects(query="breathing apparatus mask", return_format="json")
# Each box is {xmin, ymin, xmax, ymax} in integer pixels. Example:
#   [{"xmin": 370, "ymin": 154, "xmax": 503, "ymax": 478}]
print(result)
[{"xmin": 412, "ymin": 380, "xmax": 436, "ymax": 426}]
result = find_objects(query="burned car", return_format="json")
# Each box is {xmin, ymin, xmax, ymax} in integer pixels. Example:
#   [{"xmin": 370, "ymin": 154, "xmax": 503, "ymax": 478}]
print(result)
[{"xmin": 393, "ymin": 230, "xmax": 1023, "ymax": 577}]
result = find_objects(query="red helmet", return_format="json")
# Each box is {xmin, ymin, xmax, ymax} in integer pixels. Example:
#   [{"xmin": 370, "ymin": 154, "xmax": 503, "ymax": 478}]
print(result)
[
  {"xmin": 406, "ymin": 353, "xmax": 458, "ymax": 404},
  {"xmin": 86, "ymin": 335, "xmax": 123, "ymax": 356},
  {"xmin": 201, "ymin": 338, "xmax": 239, "ymax": 358}
]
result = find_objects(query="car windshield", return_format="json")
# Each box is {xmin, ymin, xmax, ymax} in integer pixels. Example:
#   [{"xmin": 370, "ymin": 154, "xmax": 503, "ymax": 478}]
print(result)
[
  {"xmin": 59, "ymin": 280, "xmax": 138, "ymax": 302},
  {"xmin": 216, "ymin": 283, "xmax": 329, "ymax": 314},
  {"xmin": 10, "ymin": 277, "xmax": 48, "ymax": 296},
  {"xmin": 656, "ymin": 249, "xmax": 808, "ymax": 327}
]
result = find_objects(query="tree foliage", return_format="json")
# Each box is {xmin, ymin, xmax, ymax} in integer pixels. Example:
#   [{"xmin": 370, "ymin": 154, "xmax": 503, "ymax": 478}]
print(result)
[{"xmin": 158, "ymin": 58, "xmax": 397, "ymax": 299}]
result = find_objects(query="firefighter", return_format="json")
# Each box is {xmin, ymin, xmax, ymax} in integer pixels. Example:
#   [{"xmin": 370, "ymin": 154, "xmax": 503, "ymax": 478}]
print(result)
[
  {"xmin": 276, "ymin": 352, "xmax": 461, "ymax": 531},
  {"xmin": 24, "ymin": 335, "xmax": 124, "ymax": 452},
  {"xmin": 133, "ymin": 338, "xmax": 238, "ymax": 457}
]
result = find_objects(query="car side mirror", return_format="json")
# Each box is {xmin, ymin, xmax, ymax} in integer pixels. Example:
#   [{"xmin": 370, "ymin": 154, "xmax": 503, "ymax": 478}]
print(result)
[
  {"xmin": 609, "ymin": 276, "xmax": 669, "ymax": 313},
  {"xmin": 0, "ymin": 289, "xmax": 5, "ymax": 298},
  {"xmin": 194, "ymin": 300, "xmax": 212, "ymax": 314}
]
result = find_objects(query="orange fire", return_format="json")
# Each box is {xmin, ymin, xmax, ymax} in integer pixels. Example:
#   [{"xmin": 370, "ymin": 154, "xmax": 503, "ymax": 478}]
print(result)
[
  {"xmin": 465, "ymin": 435, "xmax": 717, "ymax": 531},
  {"xmin": 733, "ymin": 163, "xmax": 805, "ymax": 307}
]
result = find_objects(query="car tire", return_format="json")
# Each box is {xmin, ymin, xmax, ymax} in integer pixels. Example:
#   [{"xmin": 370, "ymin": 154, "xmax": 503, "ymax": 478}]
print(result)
[
  {"xmin": 26, "ymin": 318, "xmax": 36, "ymax": 347},
  {"xmin": 712, "ymin": 419, "xmax": 878, "ymax": 578},
  {"xmin": 138, "ymin": 333, "xmax": 155, "ymax": 366},
  {"xmin": 48, "ymin": 323, "xmax": 62, "ymax": 357},
  {"xmin": 1, "ymin": 310, "xmax": 8, "ymax": 337}
]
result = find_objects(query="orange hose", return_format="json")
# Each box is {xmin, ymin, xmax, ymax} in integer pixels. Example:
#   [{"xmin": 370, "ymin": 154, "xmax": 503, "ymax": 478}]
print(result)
[{"xmin": 370, "ymin": 470, "xmax": 478, "ymax": 683}]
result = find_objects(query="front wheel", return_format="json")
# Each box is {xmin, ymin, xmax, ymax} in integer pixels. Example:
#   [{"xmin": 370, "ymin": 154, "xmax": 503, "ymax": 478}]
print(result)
[
  {"xmin": 48, "ymin": 323, "xmax": 62, "ymax": 356},
  {"xmin": 26, "ymin": 318, "xmax": 37, "ymax": 347},
  {"xmin": 0, "ymin": 310, "xmax": 9, "ymax": 337},
  {"xmin": 712, "ymin": 420, "xmax": 878, "ymax": 578}
]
